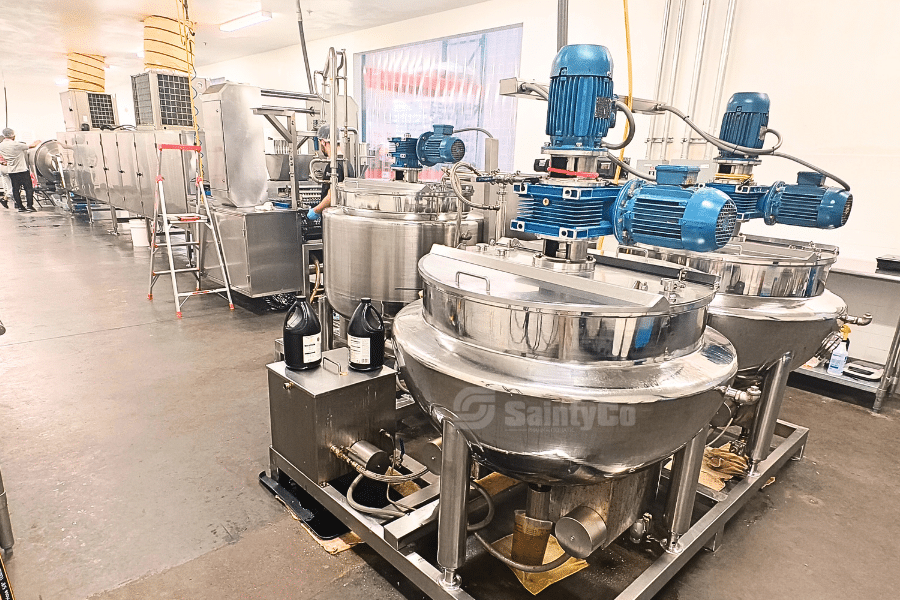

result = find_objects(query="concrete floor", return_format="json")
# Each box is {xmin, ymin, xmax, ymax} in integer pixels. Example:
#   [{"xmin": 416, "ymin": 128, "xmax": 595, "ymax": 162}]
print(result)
[{"xmin": 0, "ymin": 205, "xmax": 898, "ymax": 600}]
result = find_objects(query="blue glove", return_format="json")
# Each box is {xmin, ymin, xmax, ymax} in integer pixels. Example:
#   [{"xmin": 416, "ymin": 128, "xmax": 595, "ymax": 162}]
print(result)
[{"xmin": 307, "ymin": 208, "xmax": 320, "ymax": 221}]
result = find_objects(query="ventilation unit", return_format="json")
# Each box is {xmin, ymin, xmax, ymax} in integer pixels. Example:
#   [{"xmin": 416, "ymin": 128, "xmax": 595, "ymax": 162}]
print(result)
[
  {"xmin": 60, "ymin": 91, "xmax": 120, "ymax": 131},
  {"xmin": 131, "ymin": 70, "xmax": 207, "ymax": 130}
]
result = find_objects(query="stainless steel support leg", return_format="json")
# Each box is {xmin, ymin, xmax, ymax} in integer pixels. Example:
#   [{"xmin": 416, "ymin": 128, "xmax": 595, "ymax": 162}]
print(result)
[
  {"xmin": 108, "ymin": 203, "xmax": 119, "ymax": 235},
  {"xmin": 665, "ymin": 424, "xmax": 708, "ymax": 553},
  {"xmin": 436, "ymin": 419, "xmax": 470, "ymax": 590},
  {"xmin": 873, "ymin": 313, "xmax": 900, "ymax": 413},
  {"xmin": 0, "ymin": 467, "xmax": 13, "ymax": 551},
  {"xmin": 748, "ymin": 351, "xmax": 793, "ymax": 477}
]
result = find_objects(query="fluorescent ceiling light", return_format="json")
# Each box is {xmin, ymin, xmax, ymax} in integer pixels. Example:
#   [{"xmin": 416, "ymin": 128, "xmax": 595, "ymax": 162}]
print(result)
[
  {"xmin": 54, "ymin": 78, "xmax": 69, "ymax": 87},
  {"xmin": 136, "ymin": 50, "xmax": 145, "ymax": 58},
  {"xmin": 219, "ymin": 10, "xmax": 272, "ymax": 32}
]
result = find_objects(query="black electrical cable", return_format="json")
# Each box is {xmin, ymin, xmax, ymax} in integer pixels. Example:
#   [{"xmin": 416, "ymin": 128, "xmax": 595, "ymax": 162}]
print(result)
[{"xmin": 607, "ymin": 154, "xmax": 656, "ymax": 182}]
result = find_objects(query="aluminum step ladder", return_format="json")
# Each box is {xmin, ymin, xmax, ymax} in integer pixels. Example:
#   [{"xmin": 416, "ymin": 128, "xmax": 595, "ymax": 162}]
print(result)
[{"xmin": 147, "ymin": 143, "xmax": 234, "ymax": 318}]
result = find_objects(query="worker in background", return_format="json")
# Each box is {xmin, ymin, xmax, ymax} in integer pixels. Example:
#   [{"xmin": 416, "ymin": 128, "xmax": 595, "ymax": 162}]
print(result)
[
  {"xmin": 0, "ymin": 128, "xmax": 40, "ymax": 212},
  {"xmin": 306, "ymin": 123, "xmax": 344, "ymax": 220},
  {"xmin": 0, "ymin": 155, "xmax": 10, "ymax": 206}
]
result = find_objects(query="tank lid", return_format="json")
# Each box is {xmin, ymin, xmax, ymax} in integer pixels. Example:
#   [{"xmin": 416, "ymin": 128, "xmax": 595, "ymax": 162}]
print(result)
[
  {"xmin": 419, "ymin": 245, "xmax": 715, "ymax": 316},
  {"xmin": 632, "ymin": 233, "xmax": 838, "ymax": 267},
  {"xmin": 336, "ymin": 178, "xmax": 472, "ymax": 218}
]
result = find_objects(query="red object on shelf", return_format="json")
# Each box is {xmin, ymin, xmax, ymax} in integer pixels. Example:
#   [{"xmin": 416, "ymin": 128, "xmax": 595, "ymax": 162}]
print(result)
[{"xmin": 158, "ymin": 144, "xmax": 202, "ymax": 152}]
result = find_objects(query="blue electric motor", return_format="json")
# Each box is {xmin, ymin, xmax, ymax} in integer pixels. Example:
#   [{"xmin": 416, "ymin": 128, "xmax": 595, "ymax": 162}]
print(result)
[
  {"xmin": 767, "ymin": 172, "xmax": 853, "ymax": 229},
  {"xmin": 711, "ymin": 172, "xmax": 852, "ymax": 229},
  {"xmin": 416, "ymin": 125, "xmax": 466, "ymax": 167},
  {"xmin": 718, "ymin": 92, "xmax": 770, "ymax": 160},
  {"xmin": 614, "ymin": 166, "xmax": 737, "ymax": 252},
  {"xmin": 546, "ymin": 44, "xmax": 617, "ymax": 150},
  {"xmin": 389, "ymin": 125, "xmax": 466, "ymax": 170}
]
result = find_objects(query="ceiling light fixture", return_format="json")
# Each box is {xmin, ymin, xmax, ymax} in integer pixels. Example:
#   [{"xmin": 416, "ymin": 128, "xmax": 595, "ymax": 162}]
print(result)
[{"xmin": 219, "ymin": 10, "xmax": 272, "ymax": 32}]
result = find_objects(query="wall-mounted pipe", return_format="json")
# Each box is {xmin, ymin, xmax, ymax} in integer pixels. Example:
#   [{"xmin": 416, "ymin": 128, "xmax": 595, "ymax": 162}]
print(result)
[
  {"xmin": 659, "ymin": 0, "xmax": 688, "ymax": 161},
  {"xmin": 680, "ymin": 0, "xmax": 711, "ymax": 159},
  {"xmin": 295, "ymin": 1, "xmax": 316, "ymax": 94},
  {"xmin": 646, "ymin": 0, "xmax": 673, "ymax": 160},
  {"xmin": 557, "ymin": 0, "xmax": 568, "ymax": 51},
  {"xmin": 706, "ymin": 0, "xmax": 739, "ymax": 159}
]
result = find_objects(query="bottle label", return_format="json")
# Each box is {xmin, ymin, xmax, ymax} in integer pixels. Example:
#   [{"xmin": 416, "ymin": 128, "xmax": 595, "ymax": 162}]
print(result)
[
  {"xmin": 349, "ymin": 335, "xmax": 371, "ymax": 365},
  {"xmin": 303, "ymin": 333, "xmax": 322, "ymax": 363}
]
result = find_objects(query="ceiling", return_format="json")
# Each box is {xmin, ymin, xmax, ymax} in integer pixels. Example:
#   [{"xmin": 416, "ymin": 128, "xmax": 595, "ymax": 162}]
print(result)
[{"xmin": 0, "ymin": 0, "xmax": 490, "ymax": 82}]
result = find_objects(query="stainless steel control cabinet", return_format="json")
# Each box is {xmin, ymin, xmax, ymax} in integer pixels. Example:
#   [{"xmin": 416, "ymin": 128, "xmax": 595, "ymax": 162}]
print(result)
[{"xmin": 266, "ymin": 348, "xmax": 396, "ymax": 485}]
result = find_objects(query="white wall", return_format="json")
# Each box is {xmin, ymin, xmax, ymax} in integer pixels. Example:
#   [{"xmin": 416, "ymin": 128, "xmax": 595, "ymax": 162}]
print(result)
[{"xmin": 191, "ymin": 0, "xmax": 898, "ymax": 262}]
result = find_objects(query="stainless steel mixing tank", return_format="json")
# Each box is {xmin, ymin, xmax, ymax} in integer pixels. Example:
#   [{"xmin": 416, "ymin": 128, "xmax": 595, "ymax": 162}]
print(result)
[
  {"xmin": 324, "ymin": 178, "xmax": 482, "ymax": 321},
  {"xmin": 393, "ymin": 243, "xmax": 738, "ymax": 485}
]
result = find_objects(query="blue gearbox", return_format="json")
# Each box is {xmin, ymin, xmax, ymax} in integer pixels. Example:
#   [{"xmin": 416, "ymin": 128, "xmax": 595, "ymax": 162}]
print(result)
[
  {"xmin": 718, "ymin": 92, "xmax": 770, "ymax": 160},
  {"xmin": 389, "ymin": 136, "xmax": 420, "ymax": 170},
  {"xmin": 614, "ymin": 166, "xmax": 737, "ymax": 252},
  {"xmin": 511, "ymin": 182, "xmax": 621, "ymax": 240},
  {"xmin": 546, "ymin": 44, "xmax": 616, "ymax": 151}
]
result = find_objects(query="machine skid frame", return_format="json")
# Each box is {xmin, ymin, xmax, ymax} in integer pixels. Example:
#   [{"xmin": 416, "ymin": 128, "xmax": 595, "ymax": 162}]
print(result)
[{"xmin": 267, "ymin": 419, "xmax": 808, "ymax": 600}]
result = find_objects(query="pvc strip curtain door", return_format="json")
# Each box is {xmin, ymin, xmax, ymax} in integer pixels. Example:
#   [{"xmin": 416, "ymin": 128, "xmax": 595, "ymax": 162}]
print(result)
[{"xmin": 356, "ymin": 25, "xmax": 523, "ymax": 180}]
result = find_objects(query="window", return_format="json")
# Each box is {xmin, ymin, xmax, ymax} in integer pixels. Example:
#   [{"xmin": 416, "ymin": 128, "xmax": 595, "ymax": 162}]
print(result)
[{"xmin": 356, "ymin": 25, "xmax": 522, "ymax": 180}]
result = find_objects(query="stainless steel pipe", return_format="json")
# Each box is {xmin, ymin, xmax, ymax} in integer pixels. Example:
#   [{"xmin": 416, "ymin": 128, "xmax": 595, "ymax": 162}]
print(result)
[
  {"xmin": 525, "ymin": 485, "xmax": 551, "ymax": 521},
  {"xmin": 0, "ymin": 467, "xmax": 13, "ymax": 551},
  {"xmin": 436, "ymin": 418, "xmax": 471, "ymax": 589},
  {"xmin": 317, "ymin": 296, "xmax": 334, "ymax": 352},
  {"xmin": 680, "ymin": 0, "xmax": 711, "ymax": 159},
  {"xmin": 646, "ymin": 0, "xmax": 674, "ymax": 160},
  {"xmin": 557, "ymin": 0, "xmax": 568, "ymax": 51},
  {"xmin": 748, "ymin": 352, "xmax": 793, "ymax": 476},
  {"xmin": 295, "ymin": 0, "xmax": 316, "ymax": 94},
  {"xmin": 659, "ymin": 0, "xmax": 688, "ymax": 160},
  {"xmin": 706, "ymin": 0, "xmax": 738, "ymax": 159},
  {"xmin": 665, "ymin": 424, "xmax": 708, "ymax": 553}
]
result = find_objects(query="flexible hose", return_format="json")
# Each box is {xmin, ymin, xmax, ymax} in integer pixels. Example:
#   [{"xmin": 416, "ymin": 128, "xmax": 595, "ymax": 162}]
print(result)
[
  {"xmin": 474, "ymin": 531, "xmax": 572, "ymax": 573},
  {"xmin": 654, "ymin": 103, "xmax": 850, "ymax": 190},
  {"xmin": 608, "ymin": 154, "xmax": 656, "ymax": 182},
  {"xmin": 347, "ymin": 474, "xmax": 406, "ymax": 519},
  {"xmin": 310, "ymin": 257, "xmax": 322, "ymax": 303},
  {"xmin": 707, "ymin": 417, "xmax": 734, "ymax": 448},
  {"xmin": 613, "ymin": 0, "xmax": 633, "ymax": 183},
  {"xmin": 603, "ymin": 101, "xmax": 636, "ymax": 151},
  {"xmin": 770, "ymin": 151, "xmax": 851, "ymax": 191},
  {"xmin": 453, "ymin": 127, "xmax": 495, "ymax": 139},
  {"xmin": 447, "ymin": 162, "xmax": 501, "ymax": 211},
  {"xmin": 520, "ymin": 82, "xmax": 550, "ymax": 100},
  {"xmin": 654, "ymin": 103, "xmax": 783, "ymax": 156},
  {"xmin": 466, "ymin": 480, "xmax": 495, "ymax": 532},
  {"xmin": 334, "ymin": 446, "xmax": 429, "ymax": 483}
]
